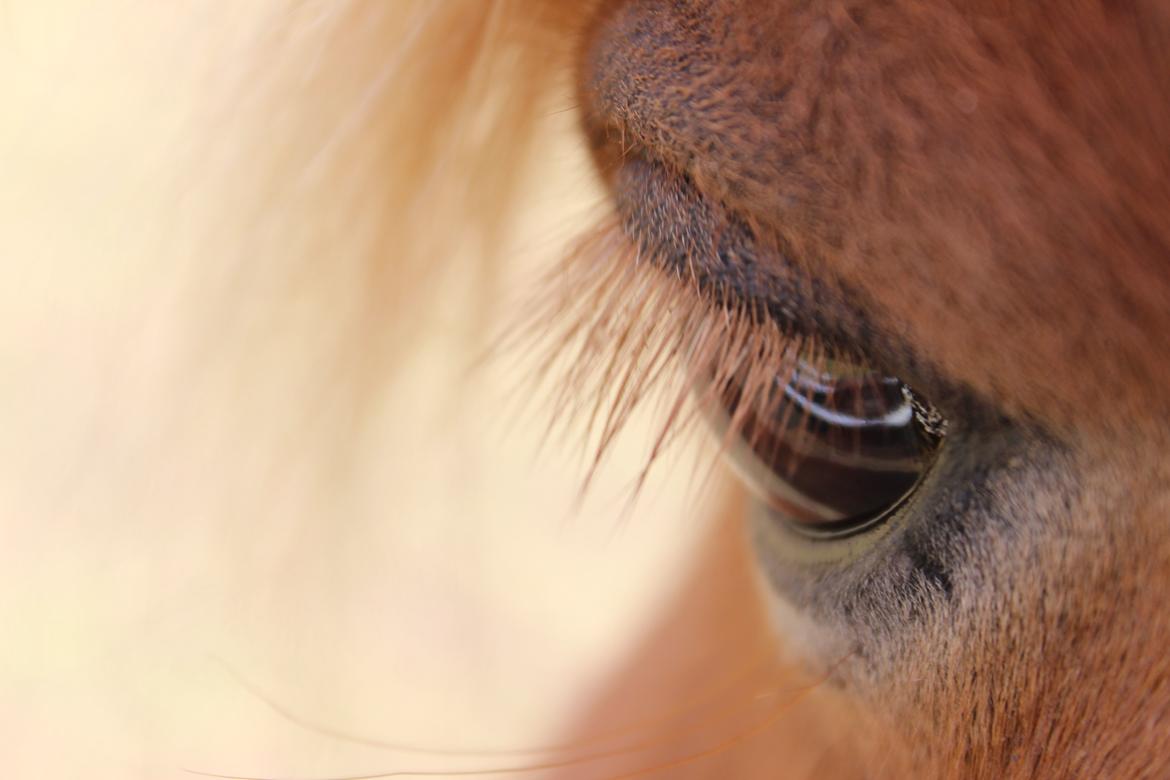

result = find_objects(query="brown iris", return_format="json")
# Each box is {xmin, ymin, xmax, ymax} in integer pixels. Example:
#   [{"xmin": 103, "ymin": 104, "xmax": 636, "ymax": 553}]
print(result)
[{"xmin": 717, "ymin": 358, "xmax": 946, "ymax": 539}]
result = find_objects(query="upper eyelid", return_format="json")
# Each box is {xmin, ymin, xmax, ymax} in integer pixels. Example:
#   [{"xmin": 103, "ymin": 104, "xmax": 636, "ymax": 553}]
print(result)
[
  {"xmin": 609, "ymin": 151, "xmax": 867, "ymax": 355},
  {"xmin": 587, "ymin": 103, "xmax": 988, "ymax": 426},
  {"xmin": 610, "ymin": 155, "xmax": 811, "ymax": 320}
]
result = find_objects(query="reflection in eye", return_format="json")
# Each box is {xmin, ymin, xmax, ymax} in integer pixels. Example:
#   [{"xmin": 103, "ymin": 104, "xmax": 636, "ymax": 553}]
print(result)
[{"xmin": 715, "ymin": 358, "xmax": 947, "ymax": 539}]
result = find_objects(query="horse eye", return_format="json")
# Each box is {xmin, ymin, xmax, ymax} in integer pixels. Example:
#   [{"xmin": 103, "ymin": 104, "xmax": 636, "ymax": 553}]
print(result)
[{"xmin": 715, "ymin": 358, "xmax": 947, "ymax": 539}]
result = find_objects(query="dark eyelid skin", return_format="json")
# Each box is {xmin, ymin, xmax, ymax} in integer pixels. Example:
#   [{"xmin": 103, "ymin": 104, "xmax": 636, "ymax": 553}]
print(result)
[{"xmin": 601, "ymin": 141, "xmax": 1001, "ymax": 433}]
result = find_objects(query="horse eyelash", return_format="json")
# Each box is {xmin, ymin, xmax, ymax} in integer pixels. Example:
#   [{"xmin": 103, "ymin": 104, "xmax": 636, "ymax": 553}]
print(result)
[{"xmin": 509, "ymin": 216, "xmax": 829, "ymax": 499}]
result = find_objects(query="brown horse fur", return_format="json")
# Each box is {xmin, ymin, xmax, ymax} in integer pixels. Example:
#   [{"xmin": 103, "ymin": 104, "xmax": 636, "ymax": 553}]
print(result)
[{"xmin": 216, "ymin": 1, "xmax": 1170, "ymax": 777}]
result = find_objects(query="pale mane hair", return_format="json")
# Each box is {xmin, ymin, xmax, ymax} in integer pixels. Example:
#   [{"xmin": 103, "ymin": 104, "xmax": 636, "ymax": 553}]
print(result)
[
  {"xmin": 158, "ymin": 1, "xmax": 597, "ymax": 505},
  {"xmin": 222, "ymin": 1, "xmax": 580, "ymax": 351}
]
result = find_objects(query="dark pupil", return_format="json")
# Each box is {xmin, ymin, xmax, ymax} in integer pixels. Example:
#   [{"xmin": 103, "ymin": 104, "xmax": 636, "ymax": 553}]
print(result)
[{"xmin": 729, "ymin": 360, "xmax": 943, "ymax": 536}]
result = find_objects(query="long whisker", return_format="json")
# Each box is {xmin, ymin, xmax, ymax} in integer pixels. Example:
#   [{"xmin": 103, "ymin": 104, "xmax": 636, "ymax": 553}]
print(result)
[
  {"xmin": 207, "ymin": 640, "xmax": 777, "ymax": 759},
  {"xmin": 184, "ymin": 661, "xmax": 833, "ymax": 780}
]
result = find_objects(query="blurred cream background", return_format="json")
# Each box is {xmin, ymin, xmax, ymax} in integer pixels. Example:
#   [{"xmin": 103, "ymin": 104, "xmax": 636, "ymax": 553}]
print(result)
[{"xmin": 0, "ymin": 4, "xmax": 717, "ymax": 778}]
